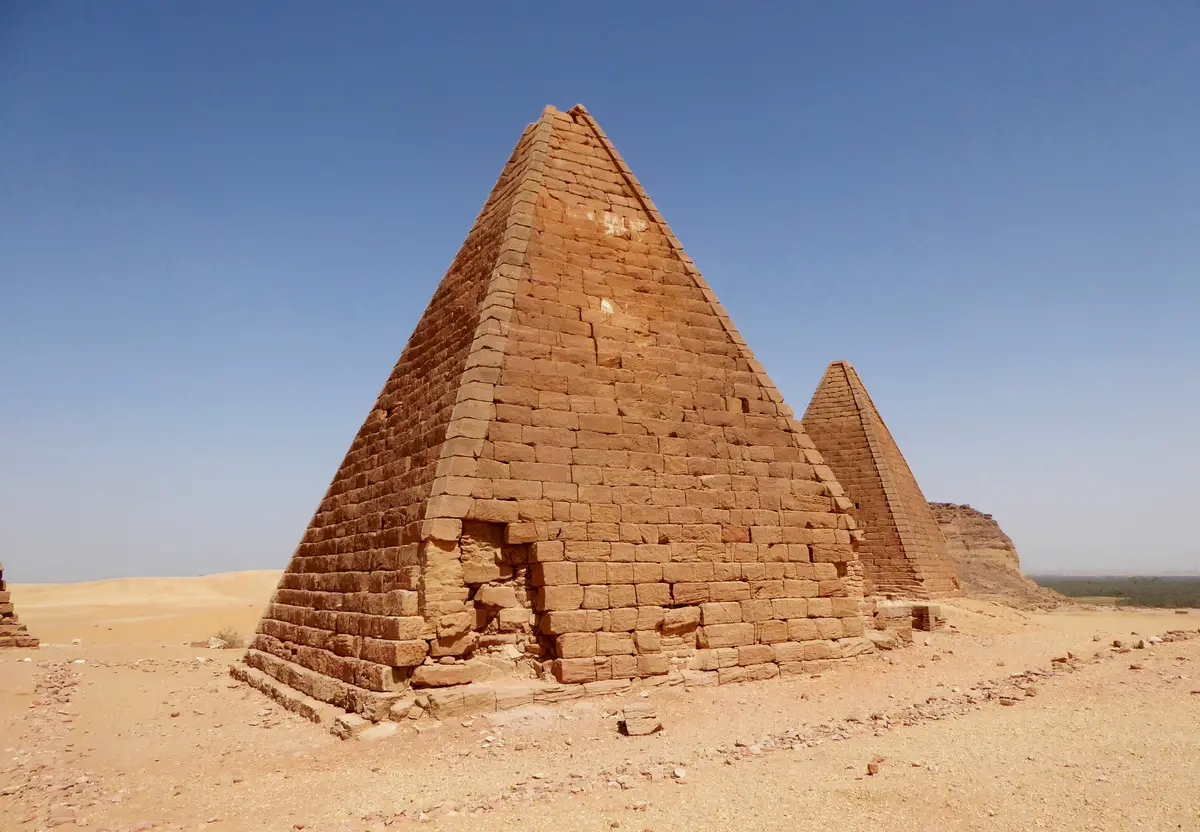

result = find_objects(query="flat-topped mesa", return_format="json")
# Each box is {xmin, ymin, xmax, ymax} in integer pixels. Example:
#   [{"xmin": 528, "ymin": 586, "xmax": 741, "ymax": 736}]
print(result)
[
  {"xmin": 929, "ymin": 502, "xmax": 1063, "ymax": 609},
  {"xmin": 239, "ymin": 104, "xmax": 876, "ymax": 721},
  {"xmin": 0, "ymin": 562, "xmax": 40, "ymax": 648},
  {"xmin": 800, "ymin": 362, "xmax": 961, "ymax": 599}
]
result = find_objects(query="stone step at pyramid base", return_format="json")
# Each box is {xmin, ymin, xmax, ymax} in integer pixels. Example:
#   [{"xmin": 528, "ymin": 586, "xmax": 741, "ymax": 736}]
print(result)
[{"xmin": 236, "ymin": 645, "xmax": 876, "ymax": 729}]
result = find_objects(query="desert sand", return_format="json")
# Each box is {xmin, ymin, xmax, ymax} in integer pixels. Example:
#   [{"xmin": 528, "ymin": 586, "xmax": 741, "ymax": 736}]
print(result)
[{"xmin": 1, "ymin": 572, "xmax": 1197, "ymax": 832}]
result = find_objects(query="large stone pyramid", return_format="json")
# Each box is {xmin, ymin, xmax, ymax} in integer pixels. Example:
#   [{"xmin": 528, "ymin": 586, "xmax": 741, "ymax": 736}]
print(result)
[
  {"xmin": 0, "ymin": 562, "xmax": 39, "ymax": 648},
  {"xmin": 242, "ymin": 104, "xmax": 872, "ymax": 719},
  {"xmin": 801, "ymin": 362, "xmax": 959, "ymax": 598}
]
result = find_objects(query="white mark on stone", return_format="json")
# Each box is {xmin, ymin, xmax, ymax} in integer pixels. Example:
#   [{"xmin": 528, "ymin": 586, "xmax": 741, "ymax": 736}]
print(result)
[
  {"xmin": 600, "ymin": 298, "xmax": 614, "ymax": 315},
  {"xmin": 603, "ymin": 212, "xmax": 627, "ymax": 237}
]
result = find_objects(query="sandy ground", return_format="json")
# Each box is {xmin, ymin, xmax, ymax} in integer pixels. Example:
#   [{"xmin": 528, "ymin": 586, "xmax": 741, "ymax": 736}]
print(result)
[{"xmin": 1, "ymin": 573, "xmax": 1197, "ymax": 832}]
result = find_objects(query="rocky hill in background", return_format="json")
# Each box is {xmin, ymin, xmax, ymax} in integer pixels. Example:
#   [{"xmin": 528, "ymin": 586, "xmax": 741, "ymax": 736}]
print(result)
[{"xmin": 929, "ymin": 503, "xmax": 1065, "ymax": 609}]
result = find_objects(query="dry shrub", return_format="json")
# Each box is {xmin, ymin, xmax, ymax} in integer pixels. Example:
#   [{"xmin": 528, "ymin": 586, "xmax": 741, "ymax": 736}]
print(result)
[{"xmin": 212, "ymin": 627, "xmax": 246, "ymax": 648}]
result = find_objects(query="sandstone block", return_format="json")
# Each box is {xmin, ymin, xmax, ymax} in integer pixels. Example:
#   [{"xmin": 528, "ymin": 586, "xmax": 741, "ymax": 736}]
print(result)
[
  {"xmin": 738, "ymin": 644, "xmax": 774, "ymax": 666},
  {"xmin": 611, "ymin": 654, "xmax": 639, "ymax": 678},
  {"xmin": 361, "ymin": 638, "xmax": 428, "ymax": 668},
  {"xmin": 577, "ymin": 562, "xmax": 607, "ymax": 584},
  {"xmin": 709, "ymin": 581, "xmax": 751, "ymax": 602},
  {"xmin": 755, "ymin": 620, "xmax": 789, "ymax": 644},
  {"xmin": 596, "ymin": 631, "xmax": 635, "ymax": 656},
  {"xmin": 772, "ymin": 598, "xmax": 808, "ymax": 619},
  {"xmin": 608, "ymin": 607, "xmax": 639, "ymax": 631},
  {"xmin": 540, "ymin": 609, "xmax": 602, "ymax": 634},
  {"xmin": 740, "ymin": 599, "xmax": 774, "ymax": 622},
  {"xmin": 671, "ymin": 582, "xmax": 710, "ymax": 604},
  {"xmin": 557, "ymin": 632, "xmax": 597, "ymax": 658},
  {"xmin": 637, "ymin": 654, "xmax": 670, "ymax": 676},
  {"xmin": 634, "ymin": 583, "xmax": 670, "ymax": 606},
  {"xmin": 636, "ymin": 606, "xmax": 665, "ymax": 630},
  {"xmin": 802, "ymin": 641, "xmax": 835, "ymax": 661},
  {"xmin": 788, "ymin": 618, "xmax": 819, "ymax": 641},
  {"xmin": 476, "ymin": 585, "xmax": 519, "ymax": 608},
  {"xmin": 661, "ymin": 606, "xmax": 700, "ymax": 634},
  {"xmin": 837, "ymin": 637, "xmax": 874, "ymax": 658},
  {"xmin": 411, "ymin": 661, "xmax": 484, "ymax": 687},
  {"xmin": 635, "ymin": 630, "xmax": 661, "ymax": 653},
  {"xmin": 534, "ymin": 562, "xmax": 577, "ymax": 586},
  {"xmin": 700, "ymin": 602, "xmax": 742, "ymax": 625},
  {"xmin": 682, "ymin": 669, "xmax": 718, "ymax": 688},
  {"xmin": 537, "ymin": 585, "xmax": 584, "ymax": 611},
  {"xmin": 698, "ymin": 623, "xmax": 754, "ymax": 649},
  {"xmin": 814, "ymin": 618, "xmax": 844, "ymax": 639},
  {"xmin": 554, "ymin": 658, "xmax": 598, "ymax": 684},
  {"xmin": 582, "ymin": 585, "xmax": 610, "ymax": 609},
  {"xmin": 608, "ymin": 584, "xmax": 637, "ymax": 608},
  {"xmin": 841, "ymin": 616, "xmax": 865, "ymax": 637},
  {"xmin": 530, "ymin": 540, "xmax": 565, "ymax": 562}
]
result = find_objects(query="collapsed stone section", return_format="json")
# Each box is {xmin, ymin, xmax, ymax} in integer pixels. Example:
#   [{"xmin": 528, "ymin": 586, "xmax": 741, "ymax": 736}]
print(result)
[
  {"xmin": 801, "ymin": 362, "xmax": 960, "ymax": 599},
  {"xmin": 0, "ymin": 562, "xmax": 39, "ymax": 648},
  {"xmin": 243, "ymin": 104, "xmax": 873, "ymax": 719}
]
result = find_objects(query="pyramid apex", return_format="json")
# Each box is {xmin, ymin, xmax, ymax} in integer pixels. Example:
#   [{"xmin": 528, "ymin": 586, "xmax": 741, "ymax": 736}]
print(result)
[{"xmin": 567, "ymin": 103, "xmax": 591, "ymax": 117}]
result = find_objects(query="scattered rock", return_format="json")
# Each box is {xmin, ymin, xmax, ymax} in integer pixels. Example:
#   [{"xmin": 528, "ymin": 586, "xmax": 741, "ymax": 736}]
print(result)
[
  {"xmin": 620, "ymin": 702, "xmax": 662, "ymax": 736},
  {"xmin": 332, "ymin": 713, "xmax": 370, "ymax": 740},
  {"xmin": 361, "ymin": 722, "xmax": 399, "ymax": 741}
]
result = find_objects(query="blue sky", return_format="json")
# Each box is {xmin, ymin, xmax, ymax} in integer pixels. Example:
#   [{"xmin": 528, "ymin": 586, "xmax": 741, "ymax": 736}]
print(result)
[{"xmin": 1, "ymin": 2, "xmax": 1197, "ymax": 582}]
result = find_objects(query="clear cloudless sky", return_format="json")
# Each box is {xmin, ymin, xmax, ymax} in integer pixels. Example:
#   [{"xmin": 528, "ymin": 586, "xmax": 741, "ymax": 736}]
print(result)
[{"xmin": 2, "ymin": 2, "xmax": 1197, "ymax": 582}]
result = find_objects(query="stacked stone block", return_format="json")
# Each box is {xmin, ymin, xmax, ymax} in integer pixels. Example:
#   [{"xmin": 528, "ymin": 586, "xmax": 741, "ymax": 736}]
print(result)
[
  {"xmin": 0, "ymin": 562, "xmax": 39, "ymax": 648},
  {"xmin": 801, "ymin": 362, "xmax": 960, "ymax": 598},
  {"xmin": 241, "ymin": 104, "xmax": 874, "ymax": 719}
]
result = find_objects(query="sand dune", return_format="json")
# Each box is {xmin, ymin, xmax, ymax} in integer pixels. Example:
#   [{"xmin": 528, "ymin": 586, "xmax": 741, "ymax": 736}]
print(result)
[
  {"xmin": 8, "ymin": 570, "xmax": 281, "ymax": 646},
  {"xmin": 11, "ymin": 570, "xmax": 282, "ymax": 609}
]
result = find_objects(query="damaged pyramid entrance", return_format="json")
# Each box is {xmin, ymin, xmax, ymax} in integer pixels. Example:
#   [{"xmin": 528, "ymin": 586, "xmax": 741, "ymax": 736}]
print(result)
[
  {"xmin": 801, "ymin": 362, "xmax": 960, "ymax": 599},
  {"xmin": 238, "ymin": 105, "xmax": 875, "ymax": 722}
]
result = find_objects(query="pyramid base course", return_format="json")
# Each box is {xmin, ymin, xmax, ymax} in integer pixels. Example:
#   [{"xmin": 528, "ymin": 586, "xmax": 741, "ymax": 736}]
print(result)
[
  {"xmin": 233, "ymin": 644, "xmax": 877, "ymax": 728},
  {"xmin": 232, "ymin": 595, "xmax": 930, "ymax": 732}
]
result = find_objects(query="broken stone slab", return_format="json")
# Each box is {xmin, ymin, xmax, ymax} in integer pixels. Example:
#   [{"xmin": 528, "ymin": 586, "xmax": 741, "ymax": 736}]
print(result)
[
  {"xmin": 360, "ymin": 721, "xmax": 399, "ymax": 741},
  {"xmin": 331, "ymin": 713, "xmax": 370, "ymax": 740},
  {"xmin": 620, "ymin": 701, "xmax": 662, "ymax": 736}
]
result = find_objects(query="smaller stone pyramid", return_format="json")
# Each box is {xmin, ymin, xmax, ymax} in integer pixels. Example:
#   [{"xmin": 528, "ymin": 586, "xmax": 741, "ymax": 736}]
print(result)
[
  {"xmin": 0, "ymin": 562, "xmax": 39, "ymax": 648},
  {"xmin": 801, "ymin": 362, "xmax": 959, "ymax": 598}
]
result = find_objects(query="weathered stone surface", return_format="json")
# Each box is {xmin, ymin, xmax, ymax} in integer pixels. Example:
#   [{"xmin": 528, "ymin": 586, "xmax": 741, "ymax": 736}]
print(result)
[{"xmin": 929, "ymin": 502, "xmax": 1064, "ymax": 609}]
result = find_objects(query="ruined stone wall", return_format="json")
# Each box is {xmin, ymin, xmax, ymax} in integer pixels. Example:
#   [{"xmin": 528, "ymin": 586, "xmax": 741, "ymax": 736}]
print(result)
[
  {"xmin": 0, "ymin": 563, "xmax": 39, "ymax": 648},
  {"xmin": 929, "ymin": 503, "xmax": 1063, "ymax": 609},
  {"xmin": 802, "ymin": 362, "xmax": 959, "ymax": 598}
]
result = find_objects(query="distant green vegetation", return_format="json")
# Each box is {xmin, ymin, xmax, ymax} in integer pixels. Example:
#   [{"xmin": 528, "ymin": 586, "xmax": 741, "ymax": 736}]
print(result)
[{"xmin": 1032, "ymin": 575, "xmax": 1200, "ymax": 609}]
